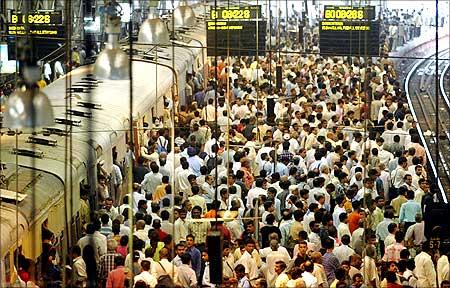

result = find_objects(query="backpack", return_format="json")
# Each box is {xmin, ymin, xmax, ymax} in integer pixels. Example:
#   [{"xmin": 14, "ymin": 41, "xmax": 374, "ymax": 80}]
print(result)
[{"xmin": 157, "ymin": 137, "xmax": 168, "ymax": 153}]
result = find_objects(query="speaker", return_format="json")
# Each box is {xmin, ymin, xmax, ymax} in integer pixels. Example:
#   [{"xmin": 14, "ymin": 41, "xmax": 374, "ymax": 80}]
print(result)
[
  {"xmin": 206, "ymin": 231, "xmax": 223, "ymax": 284},
  {"xmin": 276, "ymin": 65, "xmax": 282, "ymax": 90}
]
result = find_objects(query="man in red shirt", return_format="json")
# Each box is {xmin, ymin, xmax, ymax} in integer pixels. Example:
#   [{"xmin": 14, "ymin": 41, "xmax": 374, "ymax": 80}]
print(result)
[
  {"xmin": 106, "ymin": 256, "xmax": 127, "ymax": 288},
  {"xmin": 348, "ymin": 201, "xmax": 365, "ymax": 234}
]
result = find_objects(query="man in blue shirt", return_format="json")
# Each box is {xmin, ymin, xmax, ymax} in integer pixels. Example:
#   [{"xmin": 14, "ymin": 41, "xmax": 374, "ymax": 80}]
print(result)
[
  {"xmin": 186, "ymin": 234, "xmax": 202, "ymax": 280},
  {"xmin": 399, "ymin": 190, "xmax": 422, "ymax": 231}
]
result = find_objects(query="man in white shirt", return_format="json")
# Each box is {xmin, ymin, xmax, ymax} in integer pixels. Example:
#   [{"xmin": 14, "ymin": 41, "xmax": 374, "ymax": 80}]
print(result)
[
  {"xmin": 134, "ymin": 260, "xmax": 158, "ymax": 288},
  {"xmin": 151, "ymin": 248, "xmax": 178, "ymax": 281},
  {"xmin": 246, "ymin": 178, "xmax": 266, "ymax": 209},
  {"xmin": 141, "ymin": 162, "xmax": 163, "ymax": 194},
  {"xmin": 301, "ymin": 260, "xmax": 318, "ymax": 288},
  {"xmin": 174, "ymin": 209, "xmax": 189, "ymax": 244},
  {"xmin": 77, "ymin": 224, "xmax": 106, "ymax": 263},
  {"xmin": 414, "ymin": 242, "xmax": 437, "ymax": 288},
  {"xmin": 333, "ymin": 235, "xmax": 355, "ymax": 264},
  {"xmin": 235, "ymin": 239, "xmax": 259, "ymax": 282},
  {"xmin": 176, "ymin": 253, "xmax": 197, "ymax": 288}
]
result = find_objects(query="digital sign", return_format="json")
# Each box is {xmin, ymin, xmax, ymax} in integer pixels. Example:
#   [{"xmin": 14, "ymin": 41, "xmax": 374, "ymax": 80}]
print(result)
[
  {"xmin": 207, "ymin": 5, "xmax": 265, "ymax": 56},
  {"xmin": 7, "ymin": 10, "xmax": 64, "ymax": 38},
  {"xmin": 10, "ymin": 11, "xmax": 63, "ymax": 25},
  {"xmin": 210, "ymin": 6, "xmax": 261, "ymax": 20},
  {"xmin": 323, "ymin": 6, "xmax": 375, "ymax": 21},
  {"xmin": 207, "ymin": 20, "xmax": 266, "ymax": 56},
  {"xmin": 319, "ymin": 6, "xmax": 379, "ymax": 56},
  {"xmin": 319, "ymin": 20, "xmax": 380, "ymax": 56}
]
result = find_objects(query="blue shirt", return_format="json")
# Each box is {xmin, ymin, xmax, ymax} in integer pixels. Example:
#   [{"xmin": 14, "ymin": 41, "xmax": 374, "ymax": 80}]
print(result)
[
  {"xmin": 187, "ymin": 246, "xmax": 201, "ymax": 278},
  {"xmin": 399, "ymin": 200, "xmax": 422, "ymax": 223}
]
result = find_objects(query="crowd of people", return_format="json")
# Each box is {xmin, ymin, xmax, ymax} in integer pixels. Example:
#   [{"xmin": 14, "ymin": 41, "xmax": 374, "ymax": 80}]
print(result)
[{"xmin": 10, "ymin": 5, "xmax": 450, "ymax": 288}]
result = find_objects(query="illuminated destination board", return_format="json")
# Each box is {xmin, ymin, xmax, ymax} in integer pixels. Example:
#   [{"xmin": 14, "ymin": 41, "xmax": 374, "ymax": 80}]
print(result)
[
  {"xmin": 207, "ymin": 5, "xmax": 265, "ymax": 56},
  {"xmin": 323, "ymin": 6, "xmax": 375, "ymax": 21},
  {"xmin": 210, "ymin": 6, "xmax": 261, "ymax": 20},
  {"xmin": 7, "ymin": 10, "xmax": 64, "ymax": 38},
  {"xmin": 10, "ymin": 11, "xmax": 63, "ymax": 25},
  {"xmin": 319, "ymin": 6, "xmax": 379, "ymax": 56}
]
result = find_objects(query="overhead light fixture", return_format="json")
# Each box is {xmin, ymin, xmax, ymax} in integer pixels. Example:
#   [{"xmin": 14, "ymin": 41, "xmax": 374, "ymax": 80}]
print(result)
[
  {"xmin": 173, "ymin": 0, "xmax": 196, "ymax": 28},
  {"xmin": 138, "ymin": 11, "xmax": 170, "ymax": 45},
  {"xmin": 93, "ymin": 15, "xmax": 129, "ymax": 80},
  {"xmin": 4, "ymin": 86, "xmax": 54, "ymax": 129},
  {"xmin": 4, "ymin": 65, "xmax": 54, "ymax": 129}
]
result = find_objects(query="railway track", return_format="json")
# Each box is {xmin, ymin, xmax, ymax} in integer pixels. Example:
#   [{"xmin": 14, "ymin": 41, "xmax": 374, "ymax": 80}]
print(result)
[{"xmin": 405, "ymin": 49, "xmax": 450, "ymax": 202}]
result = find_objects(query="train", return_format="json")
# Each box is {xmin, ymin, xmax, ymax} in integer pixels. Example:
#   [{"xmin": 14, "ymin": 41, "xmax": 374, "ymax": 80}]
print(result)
[{"xmin": 0, "ymin": 3, "xmax": 208, "ymax": 285}]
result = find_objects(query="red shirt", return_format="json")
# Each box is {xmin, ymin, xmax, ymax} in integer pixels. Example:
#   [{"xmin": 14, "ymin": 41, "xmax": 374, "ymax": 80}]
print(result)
[
  {"xmin": 106, "ymin": 266, "xmax": 126, "ymax": 288},
  {"xmin": 348, "ymin": 211, "xmax": 361, "ymax": 234},
  {"xmin": 156, "ymin": 229, "xmax": 168, "ymax": 242}
]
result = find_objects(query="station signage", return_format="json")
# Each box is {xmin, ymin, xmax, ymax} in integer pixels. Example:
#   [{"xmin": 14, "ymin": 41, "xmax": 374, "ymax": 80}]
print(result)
[
  {"xmin": 319, "ymin": 6, "xmax": 379, "ymax": 56},
  {"xmin": 323, "ymin": 6, "xmax": 376, "ymax": 21},
  {"xmin": 7, "ymin": 10, "xmax": 64, "ymax": 38},
  {"xmin": 207, "ymin": 5, "xmax": 265, "ymax": 56},
  {"xmin": 210, "ymin": 6, "xmax": 261, "ymax": 20}
]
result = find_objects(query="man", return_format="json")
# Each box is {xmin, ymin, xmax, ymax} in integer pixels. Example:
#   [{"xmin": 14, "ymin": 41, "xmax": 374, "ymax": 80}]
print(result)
[
  {"xmin": 186, "ymin": 234, "xmax": 202, "ymax": 278},
  {"xmin": 235, "ymin": 238, "xmax": 258, "ymax": 282},
  {"xmin": 172, "ymin": 243, "xmax": 186, "ymax": 267},
  {"xmin": 174, "ymin": 208, "xmax": 189, "ymax": 244},
  {"xmin": 405, "ymin": 214, "xmax": 426, "ymax": 247},
  {"xmin": 362, "ymin": 245, "xmax": 379, "ymax": 287},
  {"xmin": 222, "ymin": 241, "xmax": 235, "ymax": 280},
  {"xmin": 188, "ymin": 206, "xmax": 210, "ymax": 247},
  {"xmin": 134, "ymin": 260, "xmax": 157, "ymax": 288},
  {"xmin": 104, "ymin": 198, "xmax": 119, "ymax": 221},
  {"xmin": 176, "ymin": 253, "xmax": 197, "ymax": 287},
  {"xmin": 189, "ymin": 186, "xmax": 207, "ymax": 214},
  {"xmin": 322, "ymin": 237, "xmax": 340, "ymax": 284},
  {"xmin": 151, "ymin": 247, "xmax": 178, "ymax": 281},
  {"xmin": 235, "ymin": 264, "xmax": 251, "ymax": 288},
  {"xmin": 141, "ymin": 162, "xmax": 163, "ymax": 194},
  {"xmin": 301, "ymin": 260, "xmax": 318, "ymax": 288},
  {"xmin": 334, "ymin": 235, "xmax": 355, "ymax": 264},
  {"xmin": 337, "ymin": 213, "xmax": 351, "ymax": 241},
  {"xmin": 383, "ymin": 231, "xmax": 406, "ymax": 263},
  {"xmin": 131, "ymin": 183, "xmax": 146, "ymax": 212},
  {"xmin": 106, "ymin": 256, "xmax": 126, "ymax": 288},
  {"xmin": 201, "ymin": 249, "xmax": 215, "ymax": 287},
  {"xmin": 376, "ymin": 209, "xmax": 395, "ymax": 255},
  {"xmin": 98, "ymin": 239, "xmax": 120, "ymax": 287},
  {"xmin": 274, "ymin": 260, "xmax": 290, "ymax": 288},
  {"xmin": 414, "ymin": 241, "xmax": 437, "ymax": 288},
  {"xmin": 399, "ymin": 190, "xmax": 422, "ymax": 230},
  {"xmin": 77, "ymin": 223, "xmax": 106, "ymax": 262},
  {"xmin": 71, "ymin": 245, "xmax": 87, "ymax": 287},
  {"xmin": 135, "ymin": 220, "xmax": 149, "ymax": 242}
]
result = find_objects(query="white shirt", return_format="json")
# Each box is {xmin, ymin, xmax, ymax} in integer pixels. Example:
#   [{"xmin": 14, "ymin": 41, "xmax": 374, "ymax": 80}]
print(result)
[
  {"xmin": 77, "ymin": 234, "xmax": 106, "ymax": 262},
  {"xmin": 415, "ymin": 252, "xmax": 437, "ymax": 288},
  {"xmin": 151, "ymin": 258, "xmax": 178, "ymax": 280},
  {"xmin": 134, "ymin": 271, "xmax": 158, "ymax": 288},
  {"xmin": 235, "ymin": 251, "xmax": 258, "ymax": 281},
  {"xmin": 437, "ymin": 255, "xmax": 449, "ymax": 286},
  {"xmin": 333, "ymin": 244, "xmax": 355, "ymax": 264},
  {"xmin": 302, "ymin": 271, "xmax": 318, "ymax": 288},
  {"xmin": 246, "ymin": 187, "xmax": 266, "ymax": 209}
]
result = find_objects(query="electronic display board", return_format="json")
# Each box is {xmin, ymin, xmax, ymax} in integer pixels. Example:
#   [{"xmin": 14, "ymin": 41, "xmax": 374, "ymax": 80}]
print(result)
[
  {"xmin": 10, "ymin": 11, "xmax": 63, "ymax": 25},
  {"xmin": 207, "ymin": 20, "xmax": 266, "ymax": 56},
  {"xmin": 210, "ymin": 5, "xmax": 261, "ymax": 20},
  {"xmin": 319, "ymin": 20, "xmax": 380, "ymax": 56},
  {"xmin": 7, "ymin": 10, "xmax": 64, "ymax": 38},
  {"xmin": 323, "ymin": 6, "xmax": 375, "ymax": 21}
]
